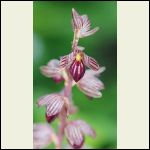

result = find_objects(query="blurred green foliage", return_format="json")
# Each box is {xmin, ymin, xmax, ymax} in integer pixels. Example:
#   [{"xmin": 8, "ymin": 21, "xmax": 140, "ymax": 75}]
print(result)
[{"xmin": 34, "ymin": 1, "xmax": 117, "ymax": 149}]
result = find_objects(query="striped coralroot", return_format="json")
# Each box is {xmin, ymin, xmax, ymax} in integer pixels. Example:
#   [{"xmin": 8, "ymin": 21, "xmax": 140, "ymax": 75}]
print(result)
[{"xmin": 36, "ymin": 8, "xmax": 105, "ymax": 149}]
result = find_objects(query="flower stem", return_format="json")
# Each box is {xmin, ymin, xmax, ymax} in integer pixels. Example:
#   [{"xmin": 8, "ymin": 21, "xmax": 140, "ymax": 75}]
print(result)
[
  {"xmin": 72, "ymin": 30, "xmax": 80, "ymax": 50},
  {"xmin": 56, "ymin": 79, "xmax": 72, "ymax": 149}
]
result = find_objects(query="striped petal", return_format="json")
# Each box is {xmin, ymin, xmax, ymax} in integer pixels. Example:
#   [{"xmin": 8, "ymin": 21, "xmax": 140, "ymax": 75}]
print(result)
[
  {"xmin": 60, "ymin": 52, "xmax": 75, "ymax": 69},
  {"xmin": 80, "ymin": 27, "xmax": 99, "ymax": 38},
  {"xmin": 71, "ymin": 8, "xmax": 99, "ymax": 38},
  {"xmin": 74, "ymin": 120, "xmax": 96, "ymax": 138},
  {"xmin": 60, "ymin": 55, "xmax": 69, "ymax": 68},
  {"xmin": 83, "ymin": 54, "xmax": 100, "ymax": 71},
  {"xmin": 46, "ymin": 95, "xmax": 65, "ymax": 116},
  {"xmin": 80, "ymin": 15, "xmax": 91, "ymax": 33},
  {"xmin": 69, "ymin": 60, "xmax": 85, "ymax": 82},
  {"xmin": 72, "ymin": 8, "xmax": 82, "ymax": 29},
  {"xmin": 65, "ymin": 123, "xmax": 84, "ymax": 149},
  {"xmin": 78, "ymin": 84, "xmax": 102, "ymax": 98},
  {"xmin": 40, "ymin": 59, "xmax": 63, "ymax": 82},
  {"xmin": 77, "ymin": 68, "xmax": 105, "ymax": 98},
  {"xmin": 77, "ymin": 79, "xmax": 103, "ymax": 98},
  {"xmin": 37, "ymin": 94, "xmax": 57, "ymax": 107}
]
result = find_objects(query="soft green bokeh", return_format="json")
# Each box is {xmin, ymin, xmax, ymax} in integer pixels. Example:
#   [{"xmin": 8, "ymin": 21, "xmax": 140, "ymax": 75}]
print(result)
[{"xmin": 34, "ymin": 1, "xmax": 117, "ymax": 149}]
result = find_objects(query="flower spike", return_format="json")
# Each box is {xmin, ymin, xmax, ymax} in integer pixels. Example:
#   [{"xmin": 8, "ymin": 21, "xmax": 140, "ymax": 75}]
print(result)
[{"xmin": 37, "ymin": 8, "xmax": 105, "ymax": 149}]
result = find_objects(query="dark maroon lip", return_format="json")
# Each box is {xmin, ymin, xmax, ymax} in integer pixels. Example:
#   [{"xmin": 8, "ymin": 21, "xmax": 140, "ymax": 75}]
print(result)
[{"xmin": 69, "ymin": 60, "xmax": 85, "ymax": 82}]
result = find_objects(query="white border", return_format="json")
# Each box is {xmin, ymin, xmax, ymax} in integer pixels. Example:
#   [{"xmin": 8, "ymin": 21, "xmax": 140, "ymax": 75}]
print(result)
[
  {"xmin": 1, "ymin": 1, "xmax": 33, "ymax": 149},
  {"xmin": 117, "ymin": 1, "xmax": 149, "ymax": 149}
]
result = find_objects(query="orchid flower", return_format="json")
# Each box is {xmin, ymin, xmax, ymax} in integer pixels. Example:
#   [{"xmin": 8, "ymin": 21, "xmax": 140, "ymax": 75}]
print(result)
[
  {"xmin": 33, "ymin": 124, "xmax": 54, "ymax": 149},
  {"xmin": 65, "ymin": 120, "xmax": 96, "ymax": 149},
  {"xmin": 60, "ymin": 46, "xmax": 100, "ymax": 82},
  {"xmin": 37, "ymin": 93, "xmax": 69, "ymax": 123},
  {"xmin": 72, "ymin": 8, "xmax": 99, "ymax": 38}
]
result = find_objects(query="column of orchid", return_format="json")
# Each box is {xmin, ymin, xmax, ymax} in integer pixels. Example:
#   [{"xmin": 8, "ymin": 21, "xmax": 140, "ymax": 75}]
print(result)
[{"xmin": 33, "ymin": 8, "xmax": 105, "ymax": 149}]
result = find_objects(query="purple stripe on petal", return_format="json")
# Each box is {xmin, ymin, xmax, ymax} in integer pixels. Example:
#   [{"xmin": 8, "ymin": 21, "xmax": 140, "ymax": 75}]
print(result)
[
  {"xmin": 65, "ymin": 123, "xmax": 84, "ymax": 149},
  {"xmin": 72, "ymin": 8, "xmax": 82, "ymax": 29},
  {"xmin": 37, "ymin": 94, "xmax": 56, "ymax": 107},
  {"xmin": 60, "ymin": 56, "xmax": 68, "ymax": 68},
  {"xmin": 74, "ymin": 120, "xmax": 96, "ymax": 138},
  {"xmin": 46, "ymin": 95, "xmax": 64, "ymax": 116},
  {"xmin": 83, "ymin": 54, "xmax": 99, "ymax": 71}
]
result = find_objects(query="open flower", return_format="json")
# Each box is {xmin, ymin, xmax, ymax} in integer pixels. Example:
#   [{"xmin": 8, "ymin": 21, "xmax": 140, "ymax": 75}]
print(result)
[
  {"xmin": 37, "ymin": 94, "xmax": 69, "ymax": 123},
  {"xmin": 77, "ymin": 67, "xmax": 105, "ymax": 98},
  {"xmin": 60, "ymin": 46, "xmax": 100, "ymax": 82},
  {"xmin": 65, "ymin": 120, "xmax": 96, "ymax": 149},
  {"xmin": 40, "ymin": 59, "xmax": 63, "ymax": 83},
  {"xmin": 72, "ymin": 8, "xmax": 99, "ymax": 38},
  {"xmin": 33, "ymin": 123, "xmax": 52, "ymax": 149}
]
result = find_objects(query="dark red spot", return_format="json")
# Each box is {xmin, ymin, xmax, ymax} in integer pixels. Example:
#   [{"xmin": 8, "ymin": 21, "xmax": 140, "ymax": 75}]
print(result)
[
  {"xmin": 46, "ymin": 113, "xmax": 58, "ymax": 123},
  {"xmin": 53, "ymin": 77, "xmax": 64, "ymax": 83}
]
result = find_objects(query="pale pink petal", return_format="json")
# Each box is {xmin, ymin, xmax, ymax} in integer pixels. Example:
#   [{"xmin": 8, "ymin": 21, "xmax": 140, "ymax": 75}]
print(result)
[
  {"xmin": 80, "ymin": 27, "xmax": 99, "ymax": 38},
  {"xmin": 78, "ymin": 84, "xmax": 102, "ymax": 98},
  {"xmin": 37, "ymin": 94, "xmax": 57, "ymax": 107},
  {"xmin": 40, "ymin": 59, "xmax": 63, "ymax": 82},
  {"xmin": 77, "ymin": 46, "xmax": 85, "ymax": 51},
  {"xmin": 85, "ymin": 67, "xmax": 106, "ymax": 77},
  {"xmin": 65, "ymin": 123, "xmax": 84, "ymax": 149},
  {"xmin": 83, "ymin": 54, "xmax": 100, "ymax": 71},
  {"xmin": 80, "ymin": 15, "xmax": 91, "ymax": 33},
  {"xmin": 72, "ymin": 8, "xmax": 82, "ymax": 29},
  {"xmin": 77, "ymin": 68, "xmax": 104, "ymax": 98},
  {"xmin": 77, "ymin": 78, "xmax": 103, "ymax": 98},
  {"xmin": 46, "ymin": 95, "xmax": 65, "ymax": 116},
  {"xmin": 33, "ymin": 123, "xmax": 52, "ymax": 149},
  {"xmin": 47, "ymin": 59, "xmax": 59, "ymax": 67},
  {"xmin": 71, "ymin": 8, "xmax": 99, "ymax": 38},
  {"xmin": 74, "ymin": 120, "xmax": 96, "ymax": 138}
]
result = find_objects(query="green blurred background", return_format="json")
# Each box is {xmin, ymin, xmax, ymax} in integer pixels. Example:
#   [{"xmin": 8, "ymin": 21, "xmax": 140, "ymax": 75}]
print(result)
[{"xmin": 34, "ymin": 1, "xmax": 117, "ymax": 149}]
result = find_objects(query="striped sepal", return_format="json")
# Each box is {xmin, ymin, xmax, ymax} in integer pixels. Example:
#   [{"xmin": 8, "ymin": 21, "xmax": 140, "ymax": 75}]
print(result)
[
  {"xmin": 65, "ymin": 123, "xmax": 84, "ymax": 149},
  {"xmin": 60, "ymin": 52, "xmax": 75, "ymax": 69},
  {"xmin": 72, "ymin": 8, "xmax": 82, "ymax": 29},
  {"xmin": 74, "ymin": 120, "xmax": 96, "ymax": 138},
  {"xmin": 46, "ymin": 95, "xmax": 64, "ymax": 116},
  {"xmin": 37, "ymin": 94, "xmax": 56, "ymax": 107},
  {"xmin": 60, "ymin": 55, "xmax": 68, "ymax": 68},
  {"xmin": 83, "ymin": 54, "xmax": 100, "ymax": 71}
]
